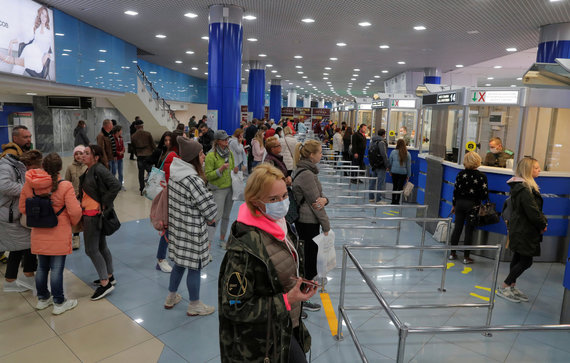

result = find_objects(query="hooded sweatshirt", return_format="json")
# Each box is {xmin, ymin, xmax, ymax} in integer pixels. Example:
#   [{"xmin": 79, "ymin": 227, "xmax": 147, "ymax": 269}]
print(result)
[{"xmin": 19, "ymin": 169, "xmax": 82, "ymax": 256}]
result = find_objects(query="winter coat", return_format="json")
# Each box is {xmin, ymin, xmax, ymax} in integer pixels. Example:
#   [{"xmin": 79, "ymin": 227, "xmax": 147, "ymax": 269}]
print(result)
[
  {"xmin": 351, "ymin": 131, "xmax": 366, "ymax": 156},
  {"xmin": 506, "ymin": 178, "xmax": 547, "ymax": 257},
  {"xmin": 78, "ymin": 162, "xmax": 121, "ymax": 210},
  {"xmin": 113, "ymin": 134, "xmax": 125, "ymax": 160},
  {"xmin": 65, "ymin": 160, "xmax": 87, "ymax": 195},
  {"xmin": 229, "ymin": 136, "xmax": 246, "ymax": 169},
  {"xmin": 131, "ymin": 129, "xmax": 156, "ymax": 157},
  {"xmin": 1, "ymin": 142, "xmax": 24, "ymax": 158},
  {"xmin": 333, "ymin": 132, "xmax": 343, "ymax": 153},
  {"xmin": 19, "ymin": 169, "xmax": 82, "ymax": 256},
  {"xmin": 280, "ymin": 135, "xmax": 297, "ymax": 171},
  {"xmin": 292, "ymin": 159, "xmax": 330, "ymax": 232},
  {"xmin": 74, "ymin": 126, "xmax": 90, "ymax": 146},
  {"xmin": 389, "ymin": 150, "xmax": 412, "ymax": 177},
  {"xmin": 168, "ymin": 157, "xmax": 217, "ymax": 269},
  {"xmin": 96, "ymin": 129, "xmax": 114, "ymax": 167},
  {"xmin": 0, "ymin": 155, "xmax": 30, "ymax": 251},
  {"xmin": 263, "ymin": 152, "xmax": 288, "ymax": 177},
  {"xmin": 205, "ymin": 148, "xmax": 235, "ymax": 189},
  {"xmin": 368, "ymin": 135, "xmax": 389, "ymax": 170},
  {"xmin": 219, "ymin": 204, "xmax": 311, "ymax": 362},
  {"xmin": 483, "ymin": 150, "xmax": 513, "ymax": 168}
]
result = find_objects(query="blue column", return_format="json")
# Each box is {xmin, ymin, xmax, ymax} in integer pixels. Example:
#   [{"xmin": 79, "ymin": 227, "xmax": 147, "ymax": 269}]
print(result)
[
  {"xmin": 269, "ymin": 79, "xmax": 282, "ymax": 122},
  {"xmin": 423, "ymin": 67, "xmax": 441, "ymax": 84},
  {"xmin": 207, "ymin": 5, "xmax": 243, "ymax": 133},
  {"xmin": 248, "ymin": 61, "xmax": 265, "ymax": 120},
  {"xmin": 537, "ymin": 23, "xmax": 570, "ymax": 63}
]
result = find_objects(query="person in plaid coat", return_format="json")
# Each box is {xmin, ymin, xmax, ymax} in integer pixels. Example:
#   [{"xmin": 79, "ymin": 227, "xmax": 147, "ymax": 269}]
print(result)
[{"xmin": 165, "ymin": 136, "xmax": 217, "ymax": 316}]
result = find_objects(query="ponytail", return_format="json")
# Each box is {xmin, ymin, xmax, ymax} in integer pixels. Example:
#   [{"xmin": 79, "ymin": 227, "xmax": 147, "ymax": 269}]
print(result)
[
  {"xmin": 42, "ymin": 152, "xmax": 63, "ymax": 193},
  {"xmin": 294, "ymin": 139, "xmax": 321, "ymax": 164}
]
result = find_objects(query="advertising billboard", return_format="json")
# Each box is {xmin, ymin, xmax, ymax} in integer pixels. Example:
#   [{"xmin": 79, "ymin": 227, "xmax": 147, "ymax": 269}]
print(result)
[{"xmin": 0, "ymin": 0, "xmax": 56, "ymax": 80}]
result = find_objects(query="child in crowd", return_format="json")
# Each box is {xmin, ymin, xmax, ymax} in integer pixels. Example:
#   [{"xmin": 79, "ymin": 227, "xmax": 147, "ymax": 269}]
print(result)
[
  {"xmin": 65, "ymin": 145, "xmax": 87, "ymax": 250},
  {"xmin": 20, "ymin": 153, "xmax": 82, "ymax": 315}
]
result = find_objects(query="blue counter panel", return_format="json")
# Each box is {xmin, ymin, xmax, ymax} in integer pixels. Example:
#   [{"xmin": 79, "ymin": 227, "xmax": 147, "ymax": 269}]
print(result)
[
  {"xmin": 537, "ymin": 176, "xmax": 570, "ymax": 195},
  {"xmin": 440, "ymin": 201, "xmax": 453, "ymax": 218},
  {"xmin": 418, "ymin": 173, "xmax": 427, "ymax": 189},
  {"xmin": 442, "ymin": 165, "xmax": 460, "ymax": 184},
  {"xmin": 486, "ymin": 172, "xmax": 511, "ymax": 193},
  {"xmin": 417, "ymin": 189, "xmax": 425, "ymax": 205},
  {"xmin": 441, "ymin": 182, "xmax": 455, "ymax": 203},
  {"xmin": 543, "ymin": 197, "xmax": 570, "ymax": 216},
  {"xmin": 419, "ymin": 158, "xmax": 427, "ymax": 173}
]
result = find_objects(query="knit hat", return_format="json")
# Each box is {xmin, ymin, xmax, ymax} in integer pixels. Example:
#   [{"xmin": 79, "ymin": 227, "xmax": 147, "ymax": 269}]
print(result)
[
  {"xmin": 214, "ymin": 130, "xmax": 230, "ymax": 140},
  {"xmin": 73, "ymin": 145, "xmax": 86, "ymax": 154},
  {"xmin": 177, "ymin": 136, "xmax": 202, "ymax": 163}
]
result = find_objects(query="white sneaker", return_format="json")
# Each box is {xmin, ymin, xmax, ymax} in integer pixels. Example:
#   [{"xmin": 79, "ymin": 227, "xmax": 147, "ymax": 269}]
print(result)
[
  {"xmin": 219, "ymin": 241, "xmax": 227, "ymax": 250},
  {"xmin": 52, "ymin": 299, "xmax": 78, "ymax": 315},
  {"xmin": 496, "ymin": 287, "xmax": 520, "ymax": 303},
  {"xmin": 3, "ymin": 280, "xmax": 30, "ymax": 293},
  {"xmin": 511, "ymin": 287, "xmax": 529, "ymax": 302},
  {"xmin": 156, "ymin": 260, "xmax": 172, "ymax": 273},
  {"xmin": 164, "ymin": 293, "xmax": 182, "ymax": 309},
  {"xmin": 36, "ymin": 296, "xmax": 54, "ymax": 310},
  {"xmin": 16, "ymin": 275, "xmax": 35, "ymax": 291},
  {"xmin": 187, "ymin": 301, "xmax": 215, "ymax": 316}
]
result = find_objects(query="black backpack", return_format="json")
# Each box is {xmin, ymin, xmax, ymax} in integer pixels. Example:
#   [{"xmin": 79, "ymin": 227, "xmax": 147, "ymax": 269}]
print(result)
[
  {"xmin": 368, "ymin": 139, "xmax": 385, "ymax": 169},
  {"xmin": 25, "ymin": 182, "xmax": 66, "ymax": 228},
  {"xmin": 285, "ymin": 169, "xmax": 308, "ymax": 224}
]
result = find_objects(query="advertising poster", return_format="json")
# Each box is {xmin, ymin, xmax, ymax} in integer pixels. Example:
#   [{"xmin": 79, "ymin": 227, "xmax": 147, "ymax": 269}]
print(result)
[{"xmin": 0, "ymin": 0, "xmax": 56, "ymax": 80}]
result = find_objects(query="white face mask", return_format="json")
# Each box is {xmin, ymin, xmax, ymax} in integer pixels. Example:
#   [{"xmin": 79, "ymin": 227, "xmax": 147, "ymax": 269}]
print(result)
[
  {"xmin": 490, "ymin": 147, "xmax": 499, "ymax": 154},
  {"xmin": 263, "ymin": 198, "xmax": 290, "ymax": 221}
]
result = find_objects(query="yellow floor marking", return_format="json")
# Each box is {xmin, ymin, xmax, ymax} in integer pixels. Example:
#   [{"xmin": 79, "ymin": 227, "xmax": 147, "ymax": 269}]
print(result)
[
  {"xmin": 446, "ymin": 262, "xmax": 455, "ymax": 269},
  {"xmin": 461, "ymin": 267, "xmax": 472, "ymax": 274},
  {"xmin": 389, "ymin": 210, "xmax": 400, "ymax": 214},
  {"xmin": 475, "ymin": 285, "xmax": 491, "ymax": 292},
  {"xmin": 320, "ymin": 293, "xmax": 339, "ymax": 336},
  {"xmin": 383, "ymin": 212, "xmax": 396, "ymax": 216},
  {"xmin": 470, "ymin": 292, "xmax": 490, "ymax": 302}
]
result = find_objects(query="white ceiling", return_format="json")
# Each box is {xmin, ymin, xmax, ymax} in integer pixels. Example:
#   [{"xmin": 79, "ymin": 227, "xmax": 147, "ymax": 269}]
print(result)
[{"xmin": 38, "ymin": 0, "xmax": 570, "ymax": 101}]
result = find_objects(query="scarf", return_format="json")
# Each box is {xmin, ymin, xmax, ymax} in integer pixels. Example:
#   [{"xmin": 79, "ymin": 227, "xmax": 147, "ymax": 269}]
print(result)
[{"xmin": 216, "ymin": 145, "xmax": 230, "ymax": 159}]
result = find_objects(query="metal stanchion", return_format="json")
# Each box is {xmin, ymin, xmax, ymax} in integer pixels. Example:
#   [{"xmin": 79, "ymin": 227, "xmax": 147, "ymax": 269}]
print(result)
[{"xmin": 336, "ymin": 248, "xmax": 348, "ymax": 341}]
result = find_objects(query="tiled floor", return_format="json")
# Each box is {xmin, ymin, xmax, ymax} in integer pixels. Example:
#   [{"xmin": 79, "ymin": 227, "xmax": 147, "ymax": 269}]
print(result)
[{"xmin": 0, "ymin": 158, "xmax": 568, "ymax": 362}]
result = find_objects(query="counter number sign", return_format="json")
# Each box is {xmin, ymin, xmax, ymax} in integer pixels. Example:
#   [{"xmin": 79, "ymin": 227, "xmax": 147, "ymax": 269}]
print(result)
[
  {"xmin": 389, "ymin": 130, "xmax": 396, "ymax": 137},
  {"xmin": 465, "ymin": 141, "xmax": 477, "ymax": 152}
]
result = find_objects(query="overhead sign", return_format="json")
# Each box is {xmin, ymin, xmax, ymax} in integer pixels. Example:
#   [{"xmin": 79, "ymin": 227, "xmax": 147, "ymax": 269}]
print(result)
[
  {"xmin": 281, "ymin": 107, "xmax": 295, "ymax": 116},
  {"xmin": 371, "ymin": 100, "xmax": 386, "ymax": 108},
  {"xmin": 437, "ymin": 93, "xmax": 457, "ymax": 104},
  {"xmin": 295, "ymin": 107, "xmax": 311, "ymax": 115},
  {"xmin": 358, "ymin": 103, "xmax": 372, "ymax": 110},
  {"xmin": 391, "ymin": 99, "xmax": 416, "ymax": 108},
  {"xmin": 469, "ymin": 90, "xmax": 519, "ymax": 105}
]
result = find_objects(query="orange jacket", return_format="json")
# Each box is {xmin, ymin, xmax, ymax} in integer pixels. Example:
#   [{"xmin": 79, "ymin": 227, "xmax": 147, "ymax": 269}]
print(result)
[{"xmin": 19, "ymin": 169, "xmax": 82, "ymax": 256}]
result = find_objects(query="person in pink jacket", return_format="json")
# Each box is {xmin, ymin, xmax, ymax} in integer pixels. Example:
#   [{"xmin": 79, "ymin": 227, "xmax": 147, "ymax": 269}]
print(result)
[{"xmin": 19, "ymin": 153, "xmax": 82, "ymax": 315}]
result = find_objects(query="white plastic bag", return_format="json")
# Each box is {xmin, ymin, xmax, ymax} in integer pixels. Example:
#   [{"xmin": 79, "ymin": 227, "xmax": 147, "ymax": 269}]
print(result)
[
  {"xmin": 433, "ymin": 221, "xmax": 453, "ymax": 243},
  {"xmin": 403, "ymin": 181, "xmax": 414, "ymax": 199},
  {"xmin": 313, "ymin": 230, "xmax": 336, "ymax": 278},
  {"xmin": 231, "ymin": 170, "xmax": 245, "ymax": 201},
  {"xmin": 143, "ymin": 167, "xmax": 166, "ymax": 200}
]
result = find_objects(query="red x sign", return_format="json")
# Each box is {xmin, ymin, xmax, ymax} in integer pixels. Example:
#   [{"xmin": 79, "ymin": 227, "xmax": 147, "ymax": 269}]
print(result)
[
  {"xmin": 394, "ymin": 100, "xmax": 399, "ymax": 106},
  {"xmin": 478, "ymin": 92, "xmax": 486, "ymax": 102}
]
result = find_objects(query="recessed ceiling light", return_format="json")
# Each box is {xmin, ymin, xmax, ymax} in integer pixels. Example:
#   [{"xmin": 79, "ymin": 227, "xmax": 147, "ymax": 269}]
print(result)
[
  {"xmin": 149, "ymin": 71, "xmax": 157, "ymax": 74},
  {"xmin": 294, "ymin": 55, "xmax": 303, "ymax": 59},
  {"xmin": 247, "ymin": 38, "xmax": 258, "ymax": 42},
  {"xmin": 329, "ymin": 57, "xmax": 338, "ymax": 61},
  {"xmin": 276, "ymin": 75, "xmax": 281, "ymax": 78},
  {"xmin": 382, "ymin": 70, "xmax": 389, "ymax": 73},
  {"xmin": 175, "ymin": 60, "xmax": 182, "ymax": 64},
  {"xmin": 297, "ymin": 71, "xmax": 304, "ymax": 74},
  {"xmin": 124, "ymin": 10, "xmax": 138, "ymax": 16},
  {"xmin": 26, "ymin": 92, "xmax": 37, "ymax": 96},
  {"xmin": 205, "ymin": 61, "xmax": 208, "ymax": 64},
  {"xmin": 517, "ymin": 77, "xmax": 523, "ymax": 80},
  {"xmin": 487, "ymin": 77, "xmax": 494, "ymax": 80},
  {"xmin": 351, "ymin": 78, "xmax": 356, "ymax": 81},
  {"xmin": 336, "ymin": 42, "xmax": 347, "ymax": 47},
  {"xmin": 271, "ymin": 70, "xmax": 277, "ymax": 73},
  {"xmin": 302, "ymin": 18, "xmax": 315, "ymax": 23},
  {"xmin": 323, "ymin": 77, "xmax": 328, "ymax": 80},
  {"xmin": 353, "ymin": 68, "xmax": 360, "ymax": 72},
  {"xmin": 295, "ymin": 65, "xmax": 303, "ymax": 69},
  {"xmin": 185, "ymin": 50, "xmax": 195, "ymax": 54},
  {"xmin": 397, "ymin": 61, "xmax": 406, "ymax": 65},
  {"xmin": 184, "ymin": 12, "xmax": 198, "ymax": 18},
  {"xmin": 379, "ymin": 44, "xmax": 390, "ymax": 49},
  {"xmin": 485, "ymin": 83, "xmax": 492, "ymax": 86},
  {"xmin": 243, "ymin": 15, "xmax": 257, "ymax": 20},
  {"xmin": 204, "ymin": 72, "xmax": 208, "ymax": 75},
  {"xmin": 98, "ymin": 49, "xmax": 107, "ymax": 53},
  {"xmin": 55, "ymin": 33, "xmax": 64, "ymax": 36},
  {"xmin": 369, "ymin": 80, "xmax": 375, "ymax": 83},
  {"xmin": 266, "ymin": 64, "xmax": 273, "ymax": 67},
  {"xmin": 352, "ymin": 74, "xmax": 358, "ymax": 77},
  {"xmin": 358, "ymin": 21, "xmax": 371, "ymax": 27},
  {"xmin": 306, "ymin": 81, "xmax": 311, "ymax": 83},
  {"xmin": 510, "ymin": 84, "xmax": 517, "ymax": 87},
  {"xmin": 258, "ymin": 54, "xmax": 267, "ymax": 57},
  {"xmin": 302, "ymin": 76, "xmax": 308, "ymax": 79},
  {"xmin": 506, "ymin": 47, "xmax": 517, "ymax": 52},
  {"xmin": 201, "ymin": 36, "xmax": 209, "ymax": 40},
  {"xmin": 155, "ymin": 34, "xmax": 166, "ymax": 38},
  {"xmin": 191, "ymin": 67, "xmax": 198, "ymax": 70},
  {"xmin": 494, "ymin": 65, "xmax": 503, "ymax": 69},
  {"xmin": 549, "ymin": 0, "xmax": 562, "ymax": 2},
  {"xmin": 414, "ymin": 26, "xmax": 426, "ymax": 31},
  {"xmin": 323, "ymin": 73, "xmax": 329, "ymax": 75},
  {"xmin": 456, "ymin": 64, "xmax": 464, "ymax": 68},
  {"xmin": 374, "ymin": 75, "xmax": 380, "ymax": 78},
  {"xmin": 324, "ymin": 67, "xmax": 332, "ymax": 70},
  {"xmin": 467, "ymin": 30, "xmax": 479, "ymax": 34}
]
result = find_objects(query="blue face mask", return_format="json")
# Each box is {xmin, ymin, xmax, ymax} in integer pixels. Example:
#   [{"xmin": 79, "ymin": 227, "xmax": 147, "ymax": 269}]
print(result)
[{"xmin": 264, "ymin": 198, "xmax": 290, "ymax": 221}]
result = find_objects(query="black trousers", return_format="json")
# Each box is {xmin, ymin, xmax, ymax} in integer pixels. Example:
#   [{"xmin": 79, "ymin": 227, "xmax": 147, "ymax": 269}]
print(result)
[
  {"xmin": 450, "ymin": 199, "xmax": 477, "ymax": 258},
  {"xmin": 504, "ymin": 252, "xmax": 533, "ymax": 285},
  {"xmin": 5, "ymin": 249, "xmax": 37, "ymax": 280},
  {"xmin": 391, "ymin": 173, "xmax": 407, "ymax": 204},
  {"xmin": 136, "ymin": 156, "xmax": 152, "ymax": 192},
  {"xmin": 296, "ymin": 222, "xmax": 320, "ymax": 280},
  {"xmin": 289, "ymin": 335, "xmax": 307, "ymax": 363},
  {"xmin": 351, "ymin": 154, "xmax": 364, "ymax": 179}
]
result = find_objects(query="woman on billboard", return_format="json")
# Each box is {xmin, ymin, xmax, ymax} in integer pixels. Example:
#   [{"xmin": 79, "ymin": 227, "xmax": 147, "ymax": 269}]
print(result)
[{"xmin": 0, "ymin": 6, "xmax": 54, "ymax": 79}]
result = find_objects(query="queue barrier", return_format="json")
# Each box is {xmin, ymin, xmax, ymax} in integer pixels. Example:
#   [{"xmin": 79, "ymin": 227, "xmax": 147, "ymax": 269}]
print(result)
[{"xmin": 336, "ymin": 244, "xmax": 570, "ymax": 363}]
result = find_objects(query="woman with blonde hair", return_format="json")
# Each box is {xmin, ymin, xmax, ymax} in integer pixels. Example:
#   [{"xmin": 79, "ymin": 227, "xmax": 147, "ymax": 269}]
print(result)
[
  {"xmin": 449, "ymin": 151, "xmax": 488, "ymax": 264},
  {"xmin": 251, "ymin": 129, "xmax": 265, "ymax": 169},
  {"xmin": 280, "ymin": 126, "xmax": 297, "ymax": 175},
  {"xmin": 496, "ymin": 157, "xmax": 547, "ymax": 303},
  {"xmin": 291, "ymin": 140, "xmax": 329, "ymax": 312}
]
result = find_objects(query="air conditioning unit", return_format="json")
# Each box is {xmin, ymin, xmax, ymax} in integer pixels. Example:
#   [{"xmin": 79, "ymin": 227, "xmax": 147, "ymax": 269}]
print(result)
[{"xmin": 47, "ymin": 96, "xmax": 93, "ymax": 109}]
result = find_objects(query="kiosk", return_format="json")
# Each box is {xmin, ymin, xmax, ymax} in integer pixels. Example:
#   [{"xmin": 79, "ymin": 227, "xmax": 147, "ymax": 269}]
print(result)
[{"xmin": 418, "ymin": 87, "xmax": 570, "ymax": 262}]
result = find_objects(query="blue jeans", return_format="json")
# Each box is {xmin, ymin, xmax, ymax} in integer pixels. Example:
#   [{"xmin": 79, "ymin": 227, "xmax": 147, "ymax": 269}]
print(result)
[
  {"xmin": 36, "ymin": 255, "xmax": 67, "ymax": 304},
  {"xmin": 369, "ymin": 167, "xmax": 387, "ymax": 202},
  {"xmin": 110, "ymin": 159, "xmax": 124, "ymax": 185},
  {"xmin": 156, "ymin": 230, "xmax": 168, "ymax": 260},
  {"xmin": 168, "ymin": 263, "xmax": 201, "ymax": 301}
]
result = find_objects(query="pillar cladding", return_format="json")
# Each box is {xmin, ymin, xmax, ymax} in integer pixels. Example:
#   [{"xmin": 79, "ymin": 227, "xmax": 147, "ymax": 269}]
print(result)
[
  {"xmin": 207, "ymin": 5, "xmax": 243, "ymax": 133},
  {"xmin": 287, "ymin": 89, "xmax": 297, "ymax": 107},
  {"xmin": 247, "ymin": 61, "xmax": 265, "ymax": 120},
  {"xmin": 423, "ymin": 67, "xmax": 441, "ymax": 84},
  {"xmin": 303, "ymin": 94, "xmax": 311, "ymax": 108},
  {"xmin": 537, "ymin": 23, "xmax": 570, "ymax": 63},
  {"xmin": 269, "ymin": 79, "xmax": 282, "ymax": 122}
]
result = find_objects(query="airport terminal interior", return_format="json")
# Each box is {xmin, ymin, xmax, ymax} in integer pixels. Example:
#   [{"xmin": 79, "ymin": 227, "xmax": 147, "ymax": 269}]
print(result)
[{"xmin": 1, "ymin": 1, "xmax": 570, "ymax": 362}]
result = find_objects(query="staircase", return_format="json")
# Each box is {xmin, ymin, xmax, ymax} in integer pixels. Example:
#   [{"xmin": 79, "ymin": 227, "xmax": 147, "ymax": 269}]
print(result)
[{"xmin": 107, "ymin": 66, "xmax": 180, "ymax": 137}]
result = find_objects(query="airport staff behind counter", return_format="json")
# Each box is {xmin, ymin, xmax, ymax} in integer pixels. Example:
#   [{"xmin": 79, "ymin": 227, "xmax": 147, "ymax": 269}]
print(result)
[{"xmin": 483, "ymin": 137, "xmax": 513, "ymax": 168}]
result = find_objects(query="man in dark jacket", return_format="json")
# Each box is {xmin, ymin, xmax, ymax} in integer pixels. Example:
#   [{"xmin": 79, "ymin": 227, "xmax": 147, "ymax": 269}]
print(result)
[
  {"xmin": 483, "ymin": 137, "xmax": 513, "ymax": 168},
  {"xmin": 131, "ymin": 122, "xmax": 156, "ymax": 195},
  {"xmin": 244, "ymin": 119, "xmax": 259, "ymax": 173},
  {"xmin": 198, "ymin": 124, "xmax": 214, "ymax": 153},
  {"xmin": 351, "ymin": 124, "xmax": 368, "ymax": 183},
  {"xmin": 188, "ymin": 115, "xmax": 197, "ymax": 129},
  {"xmin": 367, "ymin": 128, "xmax": 389, "ymax": 202},
  {"xmin": 96, "ymin": 119, "xmax": 115, "ymax": 169},
  {"xmin": 129, "ymin": 116, "xmax": 141, "ymax": 160}
]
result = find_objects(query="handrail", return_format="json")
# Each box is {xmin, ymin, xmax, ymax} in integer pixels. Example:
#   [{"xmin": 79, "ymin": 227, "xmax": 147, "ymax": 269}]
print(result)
[{"xmin": 136, "ymin": 65, "xmax": 180, "ymax": 127}]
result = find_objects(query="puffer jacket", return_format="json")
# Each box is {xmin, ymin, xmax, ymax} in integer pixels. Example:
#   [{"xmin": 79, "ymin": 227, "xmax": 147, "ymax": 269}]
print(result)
[
  {"xmin": 19, "ymin": 169, "xmax": 82, "ymax": 256},
  {"xmin": 219, "ymin": 204, "xmax": 311, "ymax": 363},
  {"xmin": 0, "ymin": 154, "xmax": 30, "ymax": 251},
  {"xmin": 506, "ymin": 177, "xmax": 547, "ymax": 257},
  {"xmin": 292, "ymin": 159, "xmax": 330, "ymax": 232},
  {"xmin": 79, "ymin": 162, "xmax": 121, "ymax": 210},
  {"xmin": 65, "ymin": 160, "xmax": 87, "ymax": 195}
]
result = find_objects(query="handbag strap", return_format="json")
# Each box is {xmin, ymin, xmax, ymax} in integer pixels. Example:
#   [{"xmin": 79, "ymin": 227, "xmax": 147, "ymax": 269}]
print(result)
[{"xmin": 158, "ymin": 152, "xmax": 174, "ymax": 170}]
